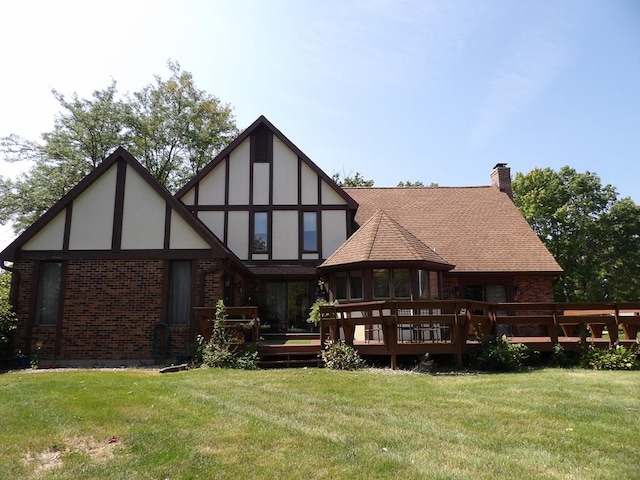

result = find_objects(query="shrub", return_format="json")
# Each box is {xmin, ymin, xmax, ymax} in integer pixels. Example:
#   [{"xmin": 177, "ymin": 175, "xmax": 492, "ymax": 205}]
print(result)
[
  {"xmin": 549, "ymin": 343, "xmax": 580, "ymax": 368},
  {"xmin": 197, "ymin": 300, "xmax": 259, "ymax": 370},
  {"xmin": 320, "ymin": 340, "xmax": 365, "ymax": 370},
  {"xmin": 580, "ymin": 344, "xmax": 639, "ymax": 370},
  {"xmin": 0, "ymin": 270, "xmax": 17, "ymax": 347},
  {"xmin": 307, "ymin": 299, "xmax": 333, "ymax": 326},
  {"xmin": 471, "ymin": 335, "xmax": 534, "ymax": 372}
]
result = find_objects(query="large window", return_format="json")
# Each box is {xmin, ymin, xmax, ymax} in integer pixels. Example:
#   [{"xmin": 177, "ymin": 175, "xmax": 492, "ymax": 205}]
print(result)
[
  {"xmin": 253, "ymin": 212, "xmax": 268, "ymax": 252},
  {"xmin": 373, "ymin": 269, "xmax": 390, "ymax": 298},
  {"xmin": 335, "ymin": 273, "xmax": 348, "ymax": 300},
  {"xmin": 373, "ymin": 268, "xmax": 410, "ymax": 299},
  {"xmin": 168, "ymin": 260, "xmax": 192, "ymax": 326},
  {"xmin": 418, "ymin": 270, "xmax": 440, "ymax": 299},
  {"xmin": 349, "ymin": 271, "xmax": 363, "ymax": 299},
  {"xmin": 303, "ymin": 211, "xmax": 318, "ymax": 252},
  {"xmin": 334, "ymin": 271, "xmax": 363, "ymax": 301},
  {"xmin": 392, "ymin": 269, "xmax": 411, "ymax": 298},
  {"xmin": 36, "ymin": 261, "xmax": 62, "ymax": 326}
]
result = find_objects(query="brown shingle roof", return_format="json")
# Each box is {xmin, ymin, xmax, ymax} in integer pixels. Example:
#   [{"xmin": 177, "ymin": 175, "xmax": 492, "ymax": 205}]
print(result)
[
  {"xmin": 343, "ymin": 187, "xmax": 563, "ymax": 274},
  {"xmin": 321, "ymin": 210, "xmax": 453, "ymax": 270}
]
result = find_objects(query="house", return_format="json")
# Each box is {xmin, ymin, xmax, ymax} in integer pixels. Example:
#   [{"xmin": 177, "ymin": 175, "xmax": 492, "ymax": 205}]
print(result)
[{"xmin": 0, "ymin": 116, "xmax": 563, "ymax": 364}]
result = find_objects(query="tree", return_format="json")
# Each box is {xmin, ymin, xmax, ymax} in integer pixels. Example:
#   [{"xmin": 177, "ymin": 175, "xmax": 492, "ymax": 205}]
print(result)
[
  {"xmin": 0, "ymin": 82, "xmax": 127, "ymax": 231},
  {"xmin": 397, "ymin": 180, "xmax": 439, "ymax": 187},
  {"xmin": 595, "ymin": 198, "xmax": 640, "ymax": 301},
  {"xmin": 512, "ymin": 166, "xmax": 640, "ymax": 302},
  {"xmin": 125, "ymin": 61, "xmax": 238, "ymax": 191},
  {"xmin": 331, "ymin": 171, "xmax": 374, "ymax": 187},
  {"xmin": 0, "ymin": 269, "xmax": 17, "ymax": 347},
  {"xmin": 0, "ymin": 61, "xmax": 237, "ymax": 233},
  {"xmin": 397, "ymin": 180, "xmax": 425, "ymax": 187}
]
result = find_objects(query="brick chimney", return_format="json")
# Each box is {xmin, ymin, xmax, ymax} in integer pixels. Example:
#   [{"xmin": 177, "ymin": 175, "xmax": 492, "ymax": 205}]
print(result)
[{"xmin": 491, "ymin": 163, "xmax": 512, "ymax": 200}]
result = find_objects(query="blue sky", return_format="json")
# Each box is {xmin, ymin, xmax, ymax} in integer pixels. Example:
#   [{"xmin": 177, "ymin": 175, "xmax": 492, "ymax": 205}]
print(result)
[{"xmin": 1, "ymin": 0, "xmax": 639, "ymax": 248}]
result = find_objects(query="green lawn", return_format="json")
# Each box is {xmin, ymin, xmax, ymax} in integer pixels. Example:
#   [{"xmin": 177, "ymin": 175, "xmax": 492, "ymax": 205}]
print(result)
[{"xmin": 1, "ymin": 367, "xmax": 638, "ymax": 479}]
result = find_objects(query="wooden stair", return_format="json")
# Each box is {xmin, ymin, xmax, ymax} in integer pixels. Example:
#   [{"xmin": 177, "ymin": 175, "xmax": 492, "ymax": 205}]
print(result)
[{"xmin": 258, "ymin": 335, "xmax": 322, "ymax": 368}]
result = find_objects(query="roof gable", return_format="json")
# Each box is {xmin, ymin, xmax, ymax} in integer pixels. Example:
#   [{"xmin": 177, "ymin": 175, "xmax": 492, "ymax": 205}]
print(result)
[
  {"xmin": 176, "ymin": 115, "xmax": 358, "ymax": 210},
  {"xmin": 0, "ymin": 147, "xmax": 236, "ymax": 261},
  {"xmin": 320, "ymin": 209, "xmax": 453, "ymax": 270},
  {"xmin": 344, "ymin": 187, "xmax": 563, "ymax": 274}
]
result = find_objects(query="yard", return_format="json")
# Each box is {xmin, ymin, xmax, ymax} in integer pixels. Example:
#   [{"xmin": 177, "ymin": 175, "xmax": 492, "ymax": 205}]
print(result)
[{"xmin": 1, "ymin": 367, "xmax": 638, "ymax": 479}]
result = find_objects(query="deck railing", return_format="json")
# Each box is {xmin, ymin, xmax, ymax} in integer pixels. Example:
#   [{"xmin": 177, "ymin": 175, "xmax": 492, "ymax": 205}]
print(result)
[
  {"xmin": 319, "ymin": 300, "xmax": 640, "ymax": 368},
  {"xmin": 194, "ymin": 306, "xmax": 260, "ymax": 343}
]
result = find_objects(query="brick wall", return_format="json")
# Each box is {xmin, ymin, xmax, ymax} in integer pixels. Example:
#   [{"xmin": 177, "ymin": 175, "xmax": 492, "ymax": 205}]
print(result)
[
  {"xmin": 9, "ymin": 258, "xmax": 235, "ymax": 363},
  {"xmin": 442, "ymin": 274, "xmax": 556, "ymax": 336},
  {"xmin": 197, "ymin": 259, "xmax": 225, "ymax": 307}
]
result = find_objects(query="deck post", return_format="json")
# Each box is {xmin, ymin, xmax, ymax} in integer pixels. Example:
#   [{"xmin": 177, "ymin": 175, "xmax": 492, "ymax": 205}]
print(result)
[{"xmin": 452, "ymin": 305, "xmax": 468, "ymax": 366}]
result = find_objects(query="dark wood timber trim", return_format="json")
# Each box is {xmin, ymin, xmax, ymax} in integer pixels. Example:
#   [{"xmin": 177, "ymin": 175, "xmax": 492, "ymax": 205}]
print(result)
[
  {"xmin": 14, "ymin": 249, "xmax": 217, "ymax": 261},
  {"xmin": 164, "ymin": 204, "xmax": 172, "ymax": 250},
  {"xmin": 62, "ymin": 205, "xmax": 72, "ymax": 251},
  {"xmin": 112, "ymin": 158, "xmax": 127, "ymax": 251},
  {"xmin": 189, "ymin": 204, "xmax": 350, "ymax": 212}
]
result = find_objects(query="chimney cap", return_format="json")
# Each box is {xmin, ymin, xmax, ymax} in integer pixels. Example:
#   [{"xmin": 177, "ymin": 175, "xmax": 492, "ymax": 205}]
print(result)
[{"xmin": 493, "ymin": 163, "xmax": 508, "ymax": 169}]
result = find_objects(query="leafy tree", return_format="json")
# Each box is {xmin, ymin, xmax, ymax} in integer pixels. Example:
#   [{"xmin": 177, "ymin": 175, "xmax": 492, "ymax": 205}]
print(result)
[
  {"xmin": 0, "ymin": 60, "xmax": 237, "ymax": 234},
  {"xmin": 512, "ymin": 166, "xmax": 640, "ymax": 302},
  {"xmin": 596, "ymin": 198, "xmax": 640, "ymax": 301},
  {"xmin": 331, "ymin": 171, "xmax": 374, "ymax": 187},
  {"xmin": 0, "ymin": 269, "xmax": 17, "ymax": 346},
  {"xmin": 397, "ymin": 180, "xmax": 425, "ymax": 187},
  {"xmin": 125, "ymin": 61, "xmax": 238, "ymax": 191},
  {"xmin": 397, "ymin": 180, "xmax": 439, "ymax": 187},
  {"xmin": 0, "ymin": 83, "xmax": 127, "ymax": 231}
]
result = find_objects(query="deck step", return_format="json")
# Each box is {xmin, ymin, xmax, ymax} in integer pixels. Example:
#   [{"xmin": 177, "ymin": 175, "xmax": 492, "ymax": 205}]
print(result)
[{"xmin": 258, "ymin": 358, "xmax": 322, "ymax": 368}]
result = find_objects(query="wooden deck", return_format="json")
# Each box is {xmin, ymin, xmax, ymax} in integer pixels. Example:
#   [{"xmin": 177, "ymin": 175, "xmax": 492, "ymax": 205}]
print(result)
[
  {"xmin": 318, "ymin": 300, "xmax": 640, "ymax": 369},
  {"xmin": 192, "ymin": 301, "xmax": 640, "ymax": 369}
]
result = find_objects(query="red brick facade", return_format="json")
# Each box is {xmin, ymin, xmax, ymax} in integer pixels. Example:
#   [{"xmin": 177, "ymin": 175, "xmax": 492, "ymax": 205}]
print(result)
[
  {"xmin": 442, "ymin": 274, "xmax": 556, "ymax": 336},
  {"xmin": 9, "ymin": 258, "xmax": 237, "ymax": 364}
]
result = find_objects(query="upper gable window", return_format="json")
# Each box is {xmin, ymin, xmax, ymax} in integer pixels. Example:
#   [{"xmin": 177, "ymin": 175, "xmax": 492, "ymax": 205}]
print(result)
[
  {"xmin": 303, "ymin": 212, "xmax": 318, "ymax": 252},
  {"xmin": 253, "ymin": 212, "xmax": 268, "ymax": 252},
  {"xmin": 251, "ymin": 125, "xmax": 272, "ymax": 163}
]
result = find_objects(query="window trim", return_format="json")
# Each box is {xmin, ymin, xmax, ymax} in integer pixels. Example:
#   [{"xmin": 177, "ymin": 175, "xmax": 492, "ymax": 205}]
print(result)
[
  {"xmin": 302, "ymin": 211, "xmax": 319, "ymax": 253},
  {"xmin": 252, "ymin": 211, "xmax": 269, "ymax": 254}
]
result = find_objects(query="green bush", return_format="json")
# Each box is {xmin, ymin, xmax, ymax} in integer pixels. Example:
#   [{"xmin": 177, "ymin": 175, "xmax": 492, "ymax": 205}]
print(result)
[
  {"xmin": 471, "ymin": 335, "xmax": 535, "ymax": 372},
  {"xmin": 548, "ymin": 343, "xmax": 580, "ymax": 368},
  {"xmin": 580, "ymin": 344, "xmax": 639, "ymax": 370},
  {"xmin": 0, "ymin": 270, "xmax": 17, "ymax": 346},
  {"xmin": 196, "ymin": 300, "xmax": 259, "ymax": 370},
  {"xmin": 320, "ymin": 340, "xmax": 365, "ymax": 370}
]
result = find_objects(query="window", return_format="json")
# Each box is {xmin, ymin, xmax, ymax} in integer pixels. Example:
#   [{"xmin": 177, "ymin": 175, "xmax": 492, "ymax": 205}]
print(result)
[
  {"xmin": 168, "ymin": 260, "xmax": 192, "ymax": 326},
  {"xmin": 253, "ymin": 212, "xmax": 268, "ymax": 252},
  {"xmin": 373, "ymin": 269, "xmax": 390, "ymax": 298},
  {"xmin": 36, "ymin": 262, "xmax": 62, "ymax": 325},
  {"xmin": 392, "ymin": 269, "xmax": 411, "ymax": 298},
  {"xmin": 333, "ymin": 271, "xmax": 362, "ymax": 301},
  {"xmin": 349, "ymin": 271, "xmax": 363, "ymax": 299},
  {"xmin": 373, "ymin": 268, "xmax": 411, "ymax": 299},
  {"xmin": 335, "ymin": 273, "xmax": 348, "ymax": 300},
  {"xmin": 303, "ymin": 211, "xmax": 318, "ymax": 252},
  {"xmin": 418, "ymin": 270, "xmax": 440, "ymax": 299}
]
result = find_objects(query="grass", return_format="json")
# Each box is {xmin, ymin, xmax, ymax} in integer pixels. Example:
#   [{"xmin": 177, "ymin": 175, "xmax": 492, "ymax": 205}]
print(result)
[{"xmin": 0, "ymin": 368, "xmax": 638, "ymax": 479}]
